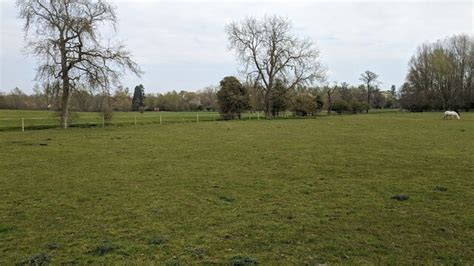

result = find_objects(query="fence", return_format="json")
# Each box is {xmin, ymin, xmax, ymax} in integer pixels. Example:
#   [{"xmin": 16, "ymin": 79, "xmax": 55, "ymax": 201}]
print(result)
[{"xmin": 0, "ymin": 111, "xmax": 318, "ymax": 132}]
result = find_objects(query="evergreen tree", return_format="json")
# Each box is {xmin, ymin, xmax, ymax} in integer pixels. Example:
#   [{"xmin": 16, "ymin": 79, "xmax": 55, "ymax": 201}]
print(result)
[
  {"xmin": 217, "ymin": 76, "xmax": 250, "ymax": 119},
  {"xmin": 132, "ymin": 84, "xmax": 145, "ymax": 111}
]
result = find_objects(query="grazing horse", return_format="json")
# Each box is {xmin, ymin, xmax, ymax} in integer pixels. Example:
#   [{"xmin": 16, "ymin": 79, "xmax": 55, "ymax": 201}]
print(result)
[{"xmin": 443, "ymin": 110, "xmax": 460, "ymax": 120}]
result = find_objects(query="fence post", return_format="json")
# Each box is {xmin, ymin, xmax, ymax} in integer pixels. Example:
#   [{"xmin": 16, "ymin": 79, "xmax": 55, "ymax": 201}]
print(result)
[
  {"xmin": 257, "ymin": 112, "xmax": 260, "ymax": 120},
  {"xmin": 197, "ymin": 113, "xmax": 199, "ymax": 123},
  {"xmin": 213, "ymin": 114, "xmax": 216, "ymax": 122},
  {"xmin": 134, "ymin": 116, "xmax": 137, "ymax": 126},
  {"xmin": 160, "ymin": 115, "xmax": 162, "ymax": 125},
  {"xmin": 21, "ymin": 118, "xmax": 24, "ymax": 132},
  {"xmin": 102, "ymin": 115, "xmax": 105, "ymax": 128},
  {"xmin": 64, "ymin": 118, "xmax": 67, "ymax": 130}
]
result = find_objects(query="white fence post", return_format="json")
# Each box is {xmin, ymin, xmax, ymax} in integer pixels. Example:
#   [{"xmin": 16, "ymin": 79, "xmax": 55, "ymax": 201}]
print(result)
[
  {"xmin": 134, "ymin": 116, "xmax": 137, "ymax": 126},
  {"xmin": 102, "ymin": 115, "xmax": 105, "ymax": 128},
  {"xmin": 257, "ymin": 112, "xmax": 260, "ymax": 120},
  {"xmin": 197, "ymin": 113, "xmax": 199, "ymax": 123},
  {"xmin": 159, "ymin": 115, "xmax": 162, "ymax": 125},
  {"xmin": 21, "ymin": 118, "xmax": 24, "ymax": 132}
]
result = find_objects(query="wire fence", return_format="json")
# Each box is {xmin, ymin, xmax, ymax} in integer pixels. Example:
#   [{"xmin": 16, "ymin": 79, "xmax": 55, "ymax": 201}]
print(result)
[{"xmin": 0, "ymin": 111, "xmax": 320, "ymax": 132}]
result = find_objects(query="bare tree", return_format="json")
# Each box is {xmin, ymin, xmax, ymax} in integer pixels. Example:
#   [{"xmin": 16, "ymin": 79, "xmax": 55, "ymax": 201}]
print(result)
[
  {"xmin": 359, "ymin": 70, "xmax": 379, "ymax": 113},
  {"xmin": 402, "ymin": 34, "xmax": 473, "ymax": 111},
  {"xmin": 226, "ymin": 15, "xmax": 325, "ymax": 117},
  {"xmin": 325, "ymin": 82, "xmax": 342, "ymax": 114},
  {"xmin": 17, "ymin": 0, "xmax": 142, "ymax": 128}
]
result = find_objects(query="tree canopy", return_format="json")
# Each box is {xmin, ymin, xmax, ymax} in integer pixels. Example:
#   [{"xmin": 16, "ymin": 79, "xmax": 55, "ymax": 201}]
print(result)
[
  {"xmin": 226, "ymin": 15, "xmax": 325, "ymax": 117},
  {"xmin": 217, "ymin": 76, "xmax": 250, "ymax": 119},
  {"xmin": 132, "ymin": 84, "xmax": 145, "ymax": 111},
  {"xmin": 401, "ymin": 34, "xmax": 473, "ymax": 111},
  {"xmin": 17, "ymin": 0, "xmax": 141, "ymax": 127}
]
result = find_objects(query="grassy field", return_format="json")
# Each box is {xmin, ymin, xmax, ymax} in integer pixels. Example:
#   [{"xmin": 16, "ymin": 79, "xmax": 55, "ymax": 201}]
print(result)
[
  {"xmin": 0, "ymin": 112, "xmax": 473, "ymax": 264},
  {"xmin": 0, "ymin": 110, "xmax": 267, "ymax": 130}
]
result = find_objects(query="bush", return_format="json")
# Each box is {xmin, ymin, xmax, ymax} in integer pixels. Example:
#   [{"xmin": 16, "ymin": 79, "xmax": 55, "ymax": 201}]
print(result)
[{"xmin": 217, "ymin": 76, "xmax": 250, "ymax": 120}]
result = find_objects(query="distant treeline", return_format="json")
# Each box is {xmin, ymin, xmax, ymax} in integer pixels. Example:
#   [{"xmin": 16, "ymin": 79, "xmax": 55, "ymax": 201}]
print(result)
[
  {"xmin": 400, "ymin": 34, "xmax": 473, "ymax": 111},
  {"xmin": 0, "ymin": 85, "xmax": 219, "ymax": 112},
  {"xmin": 0, "ymin": 82, "xmax": 398, "ymax": 115}
]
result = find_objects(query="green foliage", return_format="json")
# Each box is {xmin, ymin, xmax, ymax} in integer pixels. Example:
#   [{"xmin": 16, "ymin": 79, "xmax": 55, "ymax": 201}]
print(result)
[
  {"xmin": 143, "ymin": 88, "xmax": 218, "ymax": 112},
  {"xmin": 132, "ymin": 84, "xmax": 146, "ymax": 111},
  {"xmin": 331, "ymin": 85, "xmax": 368, "ymax": 114},
  {"xmin": 315, "ymin": 94, "xmax": 324, "ymax": 111},
  {"xmin": 290, "ymin": 87, "xmax": 320, "ymax": 116},
  {"xmin": 113, "ymin": 87, "xmax": 132, "ymax": 112},
  {"xmin": 271, "ymin": 79, "xmax": 289, "ymax": 116},
  {"xmin": 217, "ymin": 76, "xmax": 250, "ymax": 119}
]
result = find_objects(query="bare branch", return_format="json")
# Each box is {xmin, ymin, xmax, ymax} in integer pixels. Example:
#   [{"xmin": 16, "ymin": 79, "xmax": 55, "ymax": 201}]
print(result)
[
  {"xmin": 17, "ymin": 0, "xmax": 142, "ymax": 127},
  {"xmin": 226, "ymin": 15, "xmax": 326, "ymax": 116}
]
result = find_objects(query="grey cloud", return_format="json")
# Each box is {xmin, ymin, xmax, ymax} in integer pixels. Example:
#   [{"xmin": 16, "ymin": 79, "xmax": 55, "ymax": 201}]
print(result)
[{"xmin": 1, "ymin": 0, "xmax": 472, "ymax": 93}]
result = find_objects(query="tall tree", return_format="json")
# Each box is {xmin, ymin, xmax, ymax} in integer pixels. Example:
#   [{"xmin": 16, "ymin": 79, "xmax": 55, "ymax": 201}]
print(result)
[
  {"xmin": 326, "ymin": 82, "xmax": 343, "ymax": 114},
  {"xmin": 226, "ymin": 15, "xmax": 325, "ymax": 117},
  {"xmin": 402, "ymin": 34, "xmax": 473, "ymax": 111},
  {"xmin": 132, "ymin": 84, "xmax": 145, "ymax": 111},
  {"xmin": 359, "ymin": 70, "xmax": 379, "ymax": 113},
  {"xmin": 17, "ymin": 0, "xmax": 141, "ymax": 128}
]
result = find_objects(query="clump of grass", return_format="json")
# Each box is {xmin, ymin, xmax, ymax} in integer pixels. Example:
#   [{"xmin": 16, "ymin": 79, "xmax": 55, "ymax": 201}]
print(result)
[
  {"xmin": 165, "ymin": 259, "xmax": 182, "ymax": 266},
  {"xmin": 87, "ymin": 242, "xmax": 116, "ymax": 256},
  {"xmin": 391, "ymin": 194, "xmax": 409, "ymax": 201},
  {"xmin": 187, "ymin": 247, "xmax": 207, "ymax": 259},
  {"xmin": 230, "ymin": 255, "xmax": 259, "ymax": 265},
  {"xmin": 219, "ymin": 195, "xmax": 235, "ymax": 203},
  {"xmin": 0, "ymin": 225, "xmax": 16, "ymax": 234},
  {"xmin": 17, "ymin": 253, "xmax": 51, "ymax": 265},
  {"xmin": 434, "ymin": 186, "xmax": 448, "ymax": 192},
  {"xmin": 45, "ymin": 243, "xmax": 60, "ymax": 250},
  {"xmin": 148, "ymin": 235, "xmax": 168, "ymax": 245}
]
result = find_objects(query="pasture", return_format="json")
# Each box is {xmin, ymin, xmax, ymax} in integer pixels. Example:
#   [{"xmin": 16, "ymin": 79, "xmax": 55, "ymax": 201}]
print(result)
[
  {"xmin": 0, "ymin": 112, "xmax": 473, "ymax": 264},
  {"xmin": 0, "ymin": 110, "xmax": 225, "ymax": 131}
]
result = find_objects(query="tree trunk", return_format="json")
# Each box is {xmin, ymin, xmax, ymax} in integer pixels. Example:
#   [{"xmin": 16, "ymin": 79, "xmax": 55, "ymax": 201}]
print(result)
[
  {"xmin": 366, "ymin": 86, "xmax": 371, "ymax": 113},
  {"xmin": 265, "ymin": 90, "xmax": 273, "ymax": 118},
  {"xmin": 59, "ymin": 33, "xmax": 71, "ymax": 129},
  {"xmin": 327, "ymin": 91, "xmax": 333, "ymax": 115},
  {"xmin": 60, "ymin": 79, "xmax": 71, "ymax": 129}
]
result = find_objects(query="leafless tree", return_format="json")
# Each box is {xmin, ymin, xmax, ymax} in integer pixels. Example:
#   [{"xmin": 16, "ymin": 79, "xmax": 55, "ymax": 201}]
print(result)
[
  {"xmin": 403, "ymin": 35, "xmax": 473, "ymax": 111},
  {"xmin": 17, "ymin": 0, "xmax": 142, "ymax": 128},
  {"xmin": 226, "ymin": 15, "xmax": 325, "ymax": 117},
  {"xmin": 325, "ymin": 82, "xmax": 341, "ymax": 114},
  {"xmin": 359, "ymin": 70, "xmax": 379, "ymax": 113}
]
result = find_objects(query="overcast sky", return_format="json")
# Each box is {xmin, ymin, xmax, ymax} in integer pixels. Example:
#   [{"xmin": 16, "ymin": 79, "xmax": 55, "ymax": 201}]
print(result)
[{"xmin": 0, "ymin": 0, "xmax": 472, "ymax": 94}]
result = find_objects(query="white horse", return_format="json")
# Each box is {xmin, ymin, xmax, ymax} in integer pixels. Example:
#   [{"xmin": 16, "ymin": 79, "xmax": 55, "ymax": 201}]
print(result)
[{"xmin": 443, "ymin": 111, "xmax": 460, "ymax": 120}]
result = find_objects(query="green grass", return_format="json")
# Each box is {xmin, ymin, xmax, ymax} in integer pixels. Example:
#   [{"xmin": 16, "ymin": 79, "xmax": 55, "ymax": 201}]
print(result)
[
  {"xmin": 0, "ymin": 110, "xmax": 276, "ymax": 130},
  {"xmin": 0, "ymin": 112, "xmax": 473, "ymax": 264}
]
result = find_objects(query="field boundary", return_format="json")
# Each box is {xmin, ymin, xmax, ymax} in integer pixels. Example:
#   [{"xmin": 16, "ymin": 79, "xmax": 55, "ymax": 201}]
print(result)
[
  {"xmin": 0, "ymin": 111, "xmax": 322, "ymax": 132},
  {"xmin": 0, "ymin": 109, "xmax": 406, "ymax": 132}
]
